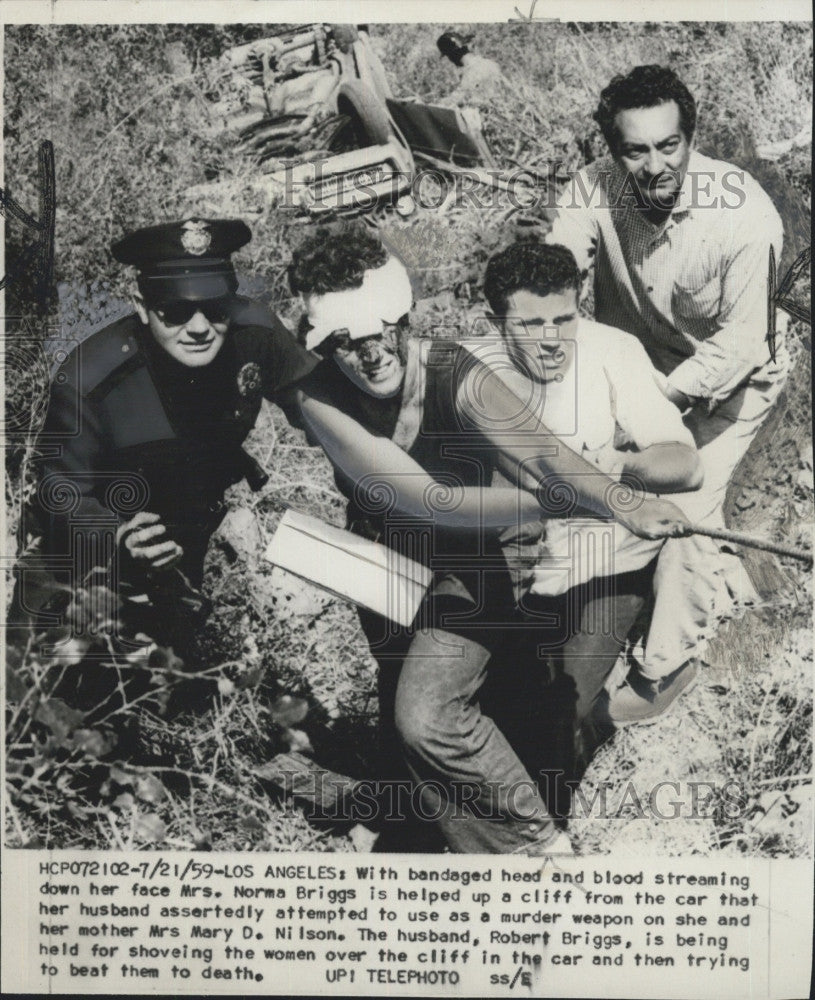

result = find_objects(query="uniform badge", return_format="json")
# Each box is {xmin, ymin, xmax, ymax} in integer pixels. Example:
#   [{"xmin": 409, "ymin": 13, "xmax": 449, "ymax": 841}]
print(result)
[
  {"xmin": 237, "ymin": 362, "xmax": 261, "ymax": 397},
  {"xmin": 180, "ymin": 219, "xmax": 212, "ymax": 256}
]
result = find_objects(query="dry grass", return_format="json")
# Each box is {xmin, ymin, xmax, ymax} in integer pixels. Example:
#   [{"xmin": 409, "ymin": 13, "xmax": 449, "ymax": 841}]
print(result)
[{"xmin": 4, "ymin": 21, "xmax": 812, "ymax": 855}]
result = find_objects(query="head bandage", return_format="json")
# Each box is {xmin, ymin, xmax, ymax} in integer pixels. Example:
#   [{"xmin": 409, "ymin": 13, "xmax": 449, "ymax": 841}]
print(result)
[{"xmin": 304, "ymin": 256, "xmax": 413, "ymax": 352}]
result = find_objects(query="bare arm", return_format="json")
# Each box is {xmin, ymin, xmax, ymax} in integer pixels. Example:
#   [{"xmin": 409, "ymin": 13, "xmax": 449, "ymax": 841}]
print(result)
[
  {"xmin": 455, "ymin": 358, "xmax": 693, "ymax": 540},
  {"xmin": 296, "ymin": 388, "xmax": 544, "ymax": 529},
  {"xmin": 586, "ymin": 440, "xmax": 703, "ymax": 493}
]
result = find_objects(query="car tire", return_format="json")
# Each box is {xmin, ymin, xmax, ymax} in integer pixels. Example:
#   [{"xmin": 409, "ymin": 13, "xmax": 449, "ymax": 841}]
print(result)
[{"xmin": 331, "ymin": 80, "xmax": 392, "ymax": 149}]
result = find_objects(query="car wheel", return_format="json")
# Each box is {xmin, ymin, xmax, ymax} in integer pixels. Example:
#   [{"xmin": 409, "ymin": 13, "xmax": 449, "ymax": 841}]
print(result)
[{"xmin": 330, "ymin": 80, "xmax": 392, "ymax": 150}]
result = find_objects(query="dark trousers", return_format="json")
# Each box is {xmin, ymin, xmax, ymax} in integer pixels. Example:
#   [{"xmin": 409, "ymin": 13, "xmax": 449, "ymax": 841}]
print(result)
[
  {"xmin": 359, "ymin": 583, "xmax": 560, "ymax": 855},
  {"xmin": 359, "ymin": 561, "xmax": 656, "ymax": 846},
  {"xmin": 497, "ymin": 560, "xmax": 657, "ymax": 816}
]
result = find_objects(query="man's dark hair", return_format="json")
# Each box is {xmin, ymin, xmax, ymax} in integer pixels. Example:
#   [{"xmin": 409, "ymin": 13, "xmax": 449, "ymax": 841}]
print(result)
[
  {"xmin": 483, "ymin": 241, "xmax": 581, "ymax": 316},
  {"xmin": 288, "ymin": 224, "xmax": 388, "ymax": 296},
  {"xmin": 593, "ymin": 64, "xmax": 697, "ymax": 154}
]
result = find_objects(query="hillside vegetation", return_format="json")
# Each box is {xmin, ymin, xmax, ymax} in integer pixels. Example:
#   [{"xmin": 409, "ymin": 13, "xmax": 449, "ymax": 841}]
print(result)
[{"xmin": 4, "ymin": 21, "xmax": 812, "ymax": 855}]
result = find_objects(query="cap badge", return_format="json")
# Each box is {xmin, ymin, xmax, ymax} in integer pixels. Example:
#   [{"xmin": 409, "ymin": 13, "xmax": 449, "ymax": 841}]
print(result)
[
  {"xmin": 180, "ymin": 219, "xmax": 212, "ymax": 256},
  {"xmin": 237, "ymin": 362, "xmax": 261, "ymax": 397}
]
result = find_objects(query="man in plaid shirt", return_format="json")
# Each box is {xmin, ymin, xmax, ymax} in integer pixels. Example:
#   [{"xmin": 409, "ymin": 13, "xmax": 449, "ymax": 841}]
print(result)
[{"xmin": 548, "ymin": 64, "xmax": 788, "ymax": 723}]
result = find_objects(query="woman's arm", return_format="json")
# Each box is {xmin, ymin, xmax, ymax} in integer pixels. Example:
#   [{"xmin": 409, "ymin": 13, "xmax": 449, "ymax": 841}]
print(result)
[
  {"xmin": 296, "ymin": 388, "xmax": 544, "ymax": 529},
  {"xmin": 455, "ymin": 358, "xmax": 693, "ymax": 540}
]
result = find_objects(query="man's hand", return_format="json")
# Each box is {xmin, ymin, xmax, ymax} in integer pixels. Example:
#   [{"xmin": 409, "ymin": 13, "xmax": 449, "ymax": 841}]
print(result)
[
  {"xmin": 614, "ymin": 497, "xmax": 692, "ymax": 540},
  {"xmin": 117, "ymin": 511, "xmax": 183, "ymax": 571}
]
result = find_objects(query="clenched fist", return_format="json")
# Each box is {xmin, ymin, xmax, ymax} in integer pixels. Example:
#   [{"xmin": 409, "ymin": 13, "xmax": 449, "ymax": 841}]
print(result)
[{"xmin": 614, "ymin": 497, "xmax": 692, "ymax": 540}]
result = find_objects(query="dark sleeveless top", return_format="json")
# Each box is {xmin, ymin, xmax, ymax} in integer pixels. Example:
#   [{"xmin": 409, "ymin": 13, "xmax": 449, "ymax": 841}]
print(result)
[{"xmin": 300, "ymin": 341, "xmax": 515, "ymax": 616}]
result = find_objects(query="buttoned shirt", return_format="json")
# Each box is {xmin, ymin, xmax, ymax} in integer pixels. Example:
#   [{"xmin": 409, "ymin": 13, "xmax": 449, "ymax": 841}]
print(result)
[{"xmin": 548, "ymin": 150, "xmax": 784, "ymax": 405}]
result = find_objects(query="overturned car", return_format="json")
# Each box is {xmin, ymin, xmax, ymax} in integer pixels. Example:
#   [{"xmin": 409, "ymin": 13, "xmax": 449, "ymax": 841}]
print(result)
[{"xmin": 198, "ymin": 24, "xmax": 497, "ymax": 217}]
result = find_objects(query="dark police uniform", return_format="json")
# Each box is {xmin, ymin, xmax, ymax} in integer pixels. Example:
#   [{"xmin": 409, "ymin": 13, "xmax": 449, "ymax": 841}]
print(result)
[
  {"xmin": 35, "ymin": 311, "xmax": 314, "ymax": 585},
  {"xmin": 12, "ymin": 218, "xmax": 316, "ymax": 646}
]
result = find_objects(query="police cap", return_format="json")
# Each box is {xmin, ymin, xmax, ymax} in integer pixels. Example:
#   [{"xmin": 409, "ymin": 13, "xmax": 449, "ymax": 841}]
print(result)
[{"xmin": 111, "ymin": 218, "xmax": 252, "ymax": 303}]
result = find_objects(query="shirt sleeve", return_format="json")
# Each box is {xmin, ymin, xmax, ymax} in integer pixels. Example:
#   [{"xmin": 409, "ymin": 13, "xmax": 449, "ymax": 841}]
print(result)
[
  {"xmin": 255, "ymin": 315, "xmax": 318, "ymax": 400},
  {"xmin": 36, "ymin": 377, "xmax": 114, "ymax": 555},
  {"xmin": 609, "ymin": 333, "xmax": 695, "ymax": 450},
  {"xmin": 666, "ymin": 188, "xmax": 783, "ymax": 405},
  {"xmin": 546, "ymin": 168, "xmax": 601, "ymax": 275}
]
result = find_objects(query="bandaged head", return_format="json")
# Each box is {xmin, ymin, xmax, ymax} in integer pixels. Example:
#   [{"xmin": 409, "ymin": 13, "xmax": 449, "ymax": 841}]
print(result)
[{"xmin": 302, "ymin": 255, "xmax": 414, "ymax": 353}]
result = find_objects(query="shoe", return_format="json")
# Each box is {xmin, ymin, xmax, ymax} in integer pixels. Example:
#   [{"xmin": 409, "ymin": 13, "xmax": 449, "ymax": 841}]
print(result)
[{"xmin": 607, "ymin": 660, "xmax": 700, "ymax": 726}]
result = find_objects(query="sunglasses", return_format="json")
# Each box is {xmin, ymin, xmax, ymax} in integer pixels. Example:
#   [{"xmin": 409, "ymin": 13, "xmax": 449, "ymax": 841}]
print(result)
[{"xmin": 151, "ymin": 297, "xmax": 233, "ymax": 327}]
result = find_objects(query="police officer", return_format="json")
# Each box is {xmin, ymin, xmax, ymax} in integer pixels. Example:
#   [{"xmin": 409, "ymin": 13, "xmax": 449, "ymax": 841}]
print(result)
[{"xmin": 12, "ymin": 218, "xmax": 316, "ymax": 651}]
